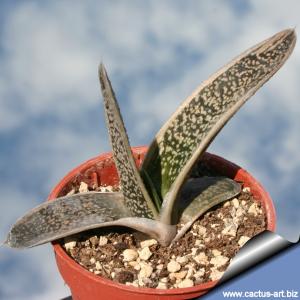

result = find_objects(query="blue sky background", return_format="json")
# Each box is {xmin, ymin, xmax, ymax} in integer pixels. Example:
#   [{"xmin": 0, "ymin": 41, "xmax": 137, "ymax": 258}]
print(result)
[{"xmin": 0, "ymin": 1, "xmax": 300, "ymax": 299}]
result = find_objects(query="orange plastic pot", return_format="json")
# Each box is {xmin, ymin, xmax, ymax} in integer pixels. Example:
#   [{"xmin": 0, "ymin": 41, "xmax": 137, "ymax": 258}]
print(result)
[{"xmin": 49, "ymin": 146, "xmax": 276, "ymax": 300}]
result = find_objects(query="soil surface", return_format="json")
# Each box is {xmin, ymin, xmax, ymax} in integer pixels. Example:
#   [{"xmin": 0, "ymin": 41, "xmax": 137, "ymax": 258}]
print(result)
[{"xmin": 61, "ymin": 181, "xmax": 266, "ymax": 289}]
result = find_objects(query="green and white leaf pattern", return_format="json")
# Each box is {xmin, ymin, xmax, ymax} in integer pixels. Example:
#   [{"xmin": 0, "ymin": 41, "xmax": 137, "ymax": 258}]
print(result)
[
  {"xmin": 173, "ymin": 177, "xmax": 241, "ymax": 241},
  {"xmin": 141, "ymin": 29, "xmax": 296, "ymax": 224},
  {"xmin": 99, "ymin": 64, "xmax": 158, "ymax": 219},
  {"xmin": 4, "ymin": 29, "xmax": 297, "ymax": 249},
  {"xmin": 5, "ymin": 192, "xmax": 130, "ymax": 248}
]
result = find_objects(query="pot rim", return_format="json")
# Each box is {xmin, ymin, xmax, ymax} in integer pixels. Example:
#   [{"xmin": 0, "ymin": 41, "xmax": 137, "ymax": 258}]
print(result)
[{"xmin": 49, "ymin": 146, "xmax": 275, "ymax": 295}]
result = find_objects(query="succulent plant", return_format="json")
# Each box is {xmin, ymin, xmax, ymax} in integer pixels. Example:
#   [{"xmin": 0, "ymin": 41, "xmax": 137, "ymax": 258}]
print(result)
[{"xmin": 4, "ymin": 29, "xmax": 296, "ymax": 249}]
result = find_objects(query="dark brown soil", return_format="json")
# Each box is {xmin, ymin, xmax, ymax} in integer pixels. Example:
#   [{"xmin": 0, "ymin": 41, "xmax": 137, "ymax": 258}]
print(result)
[{"xmin": 61, "ymin": 184, "xmax": 266, "ymax": 289}]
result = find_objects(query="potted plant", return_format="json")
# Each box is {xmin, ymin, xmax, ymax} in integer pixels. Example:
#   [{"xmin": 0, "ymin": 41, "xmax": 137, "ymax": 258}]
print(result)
[{"xmin": 4, "ymin": 29, "xmax": 296, "ymax": 299}]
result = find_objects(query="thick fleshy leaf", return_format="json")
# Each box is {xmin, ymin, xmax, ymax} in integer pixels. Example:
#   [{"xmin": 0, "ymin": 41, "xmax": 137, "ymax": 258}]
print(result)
[
  {"xmin": 172, "ymin": 177, "xmax": 241, "ymax": 241},
  {"xmin": 141, "ymin": 29, "xmax": 296, "ymax": 224},
  {"xmin": 99, "ymin": 64, "xmax": 159, "ymax": 219},
  {"xmin": 5, "ymin": 192, "xmax": 130, "ymax": 248}
]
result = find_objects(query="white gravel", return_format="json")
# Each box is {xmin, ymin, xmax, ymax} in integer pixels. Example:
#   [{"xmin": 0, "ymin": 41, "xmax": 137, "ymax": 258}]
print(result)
[
  {"xmin": 238, "ymin": 235, "xmax": 250, "ymax": 247},
  {"xmin": 138, "ymin": 246, "xmax": 152, "ymax": 261},
  {"xmin": 64, "ymin": 184, "xmax": 266, "ymax": 290},
  {"xmin": 122, "ymin": 249, "xmax": 138, "ymax": 262},
  {"xmin": 167, "ymin": 260, "xmax": 181, "ymax": 273},
  {"xmin": 78, "ymin": 181, "xmax": 89, "ymax": 193},
  {"xmin": 177, "ymin": 279, "xmax": 194, "ymax": 288},
  {"xmin": 140, "ymin": 239, "xmax": 157, "ymax": 248}
]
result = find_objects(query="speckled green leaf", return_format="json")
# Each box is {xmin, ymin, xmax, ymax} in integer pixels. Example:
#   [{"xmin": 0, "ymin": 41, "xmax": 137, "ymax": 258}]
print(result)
[
  {"xmin": 5, "ymin": 192, "xmax": 131, "ymax": 248},
  {"xmin": 173, "ymin": 177, "xmax": 241, "ymax": 241},
  {"xmin": 99, "ymin": 64, "xmax": 158, "ymax": 219},
  {"xmin": 141, "ymin": 29, "xmax": 296, "ymax": 224}
]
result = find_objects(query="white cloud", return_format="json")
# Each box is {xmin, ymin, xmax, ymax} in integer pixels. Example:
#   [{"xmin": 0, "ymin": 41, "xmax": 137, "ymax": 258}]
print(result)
[{"xmin": 0, "ymin": 188, "xmax": 70, "ymax": 299}]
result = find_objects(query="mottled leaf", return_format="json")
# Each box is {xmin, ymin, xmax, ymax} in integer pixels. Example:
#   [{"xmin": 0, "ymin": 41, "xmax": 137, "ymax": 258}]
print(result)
[
  {"xmin": 5, "ymin": 192, "xmax": 129, "ymax": 248},
  {"xmin": 99, "ymin": 64, "xmax": 158, "ymax": 219},
  {"xmin": 5, "ymin": 192, "xmax": 176, "ymax": 249},
  {"xmin": 141, "ymin": 29, "xmax": 296, "ymax": 224},
  {"xmin": 173, "ymin": 177, "xmax": 241, "ymax": 241}
]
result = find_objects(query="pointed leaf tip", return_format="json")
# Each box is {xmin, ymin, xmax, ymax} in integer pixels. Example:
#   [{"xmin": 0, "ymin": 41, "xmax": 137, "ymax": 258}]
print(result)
[
  {"xmin": 99, "ymin": 63, "xmax": 108, "ymax": 90},
  {"xmin": 6, "ymin": 192, "xmax": 131, "ymax": 249},
  {"xmin": 142, "ymin": 29, "xmax": 296, "ymax": 224},
  {"xmin": 1, "ymin": 239, "xmax": 7, "ymax": 248},
  {"xmin": 99, "ymin": 66, "xmax": 159, "ymax": 218},
  {"xmin": 99, "ymin": 63, "xmax": 106, "ymax": 77}
]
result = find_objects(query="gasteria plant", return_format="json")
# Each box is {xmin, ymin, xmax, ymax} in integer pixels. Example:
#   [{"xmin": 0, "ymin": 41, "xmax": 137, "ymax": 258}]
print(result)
[{"xmin": 5, "ymin": 29, "xmax": 296, "ymax": 249}]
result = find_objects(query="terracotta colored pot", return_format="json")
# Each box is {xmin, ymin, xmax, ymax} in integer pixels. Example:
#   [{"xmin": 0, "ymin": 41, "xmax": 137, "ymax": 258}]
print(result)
[{"xmin": 49, "ymin": 146, "xmax": 276, "ymax": 300}]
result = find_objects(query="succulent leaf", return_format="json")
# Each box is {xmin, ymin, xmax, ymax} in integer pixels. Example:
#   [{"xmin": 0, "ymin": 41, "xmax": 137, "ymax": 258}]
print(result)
[
  {"xmin": 99, "ymin": 64, "xmax": 159, "ymax": 219},
  {"xmin": 141, "ymin": 29, "xmax": 296, "ymax": 224},
  {"xmin": 172, "ymin": 177, "xmax": 241, "ymax": 241},
  {"xmin": 5, "ymin": 191, "xmax": 177, "ymax": 249},
  {"xmin": 5, "ymin": 192, "xmax": 130, "ymax": 248},
  {"xmin": 5, "ymin": 29, "xmax": 296, "ymax": 250}
]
